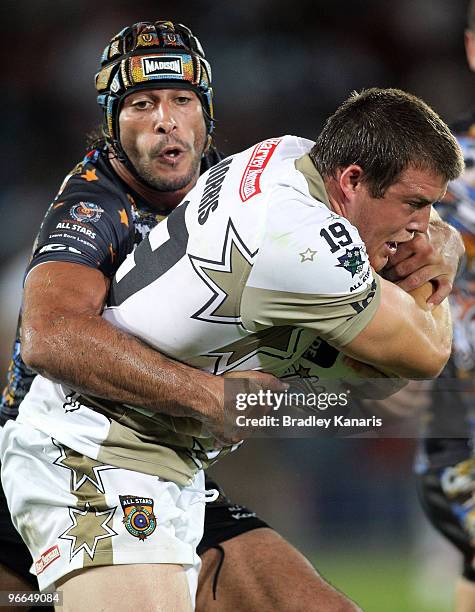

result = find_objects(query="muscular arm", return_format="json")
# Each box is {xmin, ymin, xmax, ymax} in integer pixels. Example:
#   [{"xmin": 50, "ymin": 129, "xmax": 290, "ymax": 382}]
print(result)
[
  {"xmin": 21, "ymin": 261, "xmax": 225, "ymax": 421},
  {"xmin": 343, "ymin": 277, "xmax": 451, "ymax": 379}
]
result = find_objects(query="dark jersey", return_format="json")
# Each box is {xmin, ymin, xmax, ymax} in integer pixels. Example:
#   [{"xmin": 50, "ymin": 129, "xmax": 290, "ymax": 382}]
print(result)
[{"xmin": 0, "ymin": 145, "xmax": 222, "ymax": 425}]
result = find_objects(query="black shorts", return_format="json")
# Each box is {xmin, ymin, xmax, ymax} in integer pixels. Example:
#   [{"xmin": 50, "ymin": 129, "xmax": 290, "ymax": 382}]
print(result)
[
  {"xmin": 416, "ymin": 462, "xmax": 475, "ymax": 582},
  {"xmin": 198, "ymin": 475, "xmax": 270, "ymax": 556},
  {"xmin": 0, "ymin": 473, "xmax": 269, "ymax": 586}
]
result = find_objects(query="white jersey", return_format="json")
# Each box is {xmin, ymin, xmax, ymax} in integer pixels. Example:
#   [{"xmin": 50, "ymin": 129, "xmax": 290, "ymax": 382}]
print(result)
[{"xmin": 14, "ymin": 136, "xmax": 380, "ymax": 485}]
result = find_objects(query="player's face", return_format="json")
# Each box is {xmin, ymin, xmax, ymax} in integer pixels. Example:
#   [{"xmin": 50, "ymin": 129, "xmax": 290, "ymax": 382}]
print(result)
[
  {"xmin": 119, "ymin": 88, "xmax": 207, "ymax": 192},
  {"xmin": 351, "ymin": 167, "xmax": 447, "ymax": 271}
]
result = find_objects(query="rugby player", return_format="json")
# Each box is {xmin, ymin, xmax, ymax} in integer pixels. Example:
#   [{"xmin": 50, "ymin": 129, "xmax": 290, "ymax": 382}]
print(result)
[
  {"xmin": 1, "ymin": 85, "xmax": 464, "ymax": 610},
  {"xmin": 415, "ymin": 3, "xmax": 475, "ymax": 610},
  {"xmin": 0, "ymin": 21, "xmax": 361, "ymax": 612}
]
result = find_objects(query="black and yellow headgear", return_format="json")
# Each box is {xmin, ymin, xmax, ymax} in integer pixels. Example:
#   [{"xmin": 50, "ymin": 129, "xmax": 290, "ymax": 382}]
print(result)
[{"xmin": 95, "ymin": 20, "xmax": 214, "ymax": 162}]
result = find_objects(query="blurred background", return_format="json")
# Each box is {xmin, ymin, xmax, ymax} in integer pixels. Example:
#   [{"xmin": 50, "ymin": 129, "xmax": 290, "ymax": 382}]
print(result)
[{"xmin": 1, "ymin": 1, "xmax": 473, "ymax": 609}]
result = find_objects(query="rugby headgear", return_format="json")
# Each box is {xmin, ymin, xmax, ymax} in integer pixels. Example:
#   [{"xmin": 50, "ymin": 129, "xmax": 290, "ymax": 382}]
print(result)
[{"xmin": 95, "ymin": 20, "xmax": 214, "ymax": 162}]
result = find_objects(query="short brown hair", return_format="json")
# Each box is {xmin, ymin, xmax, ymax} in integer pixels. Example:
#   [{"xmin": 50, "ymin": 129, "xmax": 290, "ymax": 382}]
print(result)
[{"xmin": 310, "ymin": 88, "xmax": 463, "ymax": 197}]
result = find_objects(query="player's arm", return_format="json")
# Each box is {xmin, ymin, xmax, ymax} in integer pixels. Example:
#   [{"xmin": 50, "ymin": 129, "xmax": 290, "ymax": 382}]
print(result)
[
  {"xmin": 241, "ymin": 194, "xmax": 451, "ymax": 380},
  {"xmin": 20, "ymin": 261, "xmax": 230, "ymax": 421},
  {"xmin": 342, "ymin": 277, "xmax": 451, "ymax": 379}
]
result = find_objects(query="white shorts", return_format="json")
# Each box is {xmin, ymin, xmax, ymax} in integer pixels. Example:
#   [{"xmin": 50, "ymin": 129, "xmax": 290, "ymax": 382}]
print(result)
[{"xmin": 0, "ymin": 420, "xmax": 207, "ymax": 602}]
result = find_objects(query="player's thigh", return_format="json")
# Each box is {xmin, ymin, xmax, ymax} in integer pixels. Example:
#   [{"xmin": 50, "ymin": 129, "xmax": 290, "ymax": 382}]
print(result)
[
  {"xmin": 197, "ymin": 527, "xmax": 360, "ymax": 612},
  {"xmin": 58, "ymin": 563, "xmax": 192, "ymax": 612}
]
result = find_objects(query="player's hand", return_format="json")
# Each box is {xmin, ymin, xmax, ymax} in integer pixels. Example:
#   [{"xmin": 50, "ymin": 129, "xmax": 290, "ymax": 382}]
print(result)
[
  {"xmin": 383, "ymin": 220, "xmax": 464, "ymax": 306},
  {"xmin": 209, "ymin": 370, "xmax": 287, "ymax": 447}
]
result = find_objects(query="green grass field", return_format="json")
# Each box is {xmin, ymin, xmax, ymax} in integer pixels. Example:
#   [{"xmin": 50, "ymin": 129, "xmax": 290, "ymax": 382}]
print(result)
[{"xmin": 314, "ymin": 552, "xmax": 453, "ymax": 612}]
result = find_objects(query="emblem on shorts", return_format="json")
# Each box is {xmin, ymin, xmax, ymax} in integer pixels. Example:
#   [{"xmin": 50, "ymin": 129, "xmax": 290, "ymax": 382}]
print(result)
[
  {"xmin": 119, "ymin": 495, "xmax": 157, "ymax": 541},
  {"xmin": 336, "ymin": 247, "xmax": 365, "ymax": 277},
  {"xmin": 70, "ymin": 201, "xmax": 104, "ymax": 223}
]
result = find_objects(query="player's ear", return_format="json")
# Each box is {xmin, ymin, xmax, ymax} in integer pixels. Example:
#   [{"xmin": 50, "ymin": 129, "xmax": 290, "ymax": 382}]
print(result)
[
  {"xmin": 465, "ymin": 30, "xmax": 475, "ymax": 71},
  {"xmin": 338, "ymin": 165, "xmax": 365, "ymax": 199}
]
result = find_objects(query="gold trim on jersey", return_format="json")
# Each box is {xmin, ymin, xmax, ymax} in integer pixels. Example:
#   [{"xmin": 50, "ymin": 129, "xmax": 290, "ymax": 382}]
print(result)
[
  {"xmin": 295, "ymin": 154, "xmax": 331, "ymax": 209},
  {"xmin": 241, "ymin": 276, "xmax": 381, "ymax": 349}
]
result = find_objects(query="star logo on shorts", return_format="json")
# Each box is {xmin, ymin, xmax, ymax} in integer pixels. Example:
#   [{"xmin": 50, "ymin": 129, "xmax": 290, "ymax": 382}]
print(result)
[
  {"xmin": 53, "ymin": 442, "xmax": 118, "ymax": 493},
  {"xmin": 59, "ymin": 502, "xmax": 117, "ymax": 560}
]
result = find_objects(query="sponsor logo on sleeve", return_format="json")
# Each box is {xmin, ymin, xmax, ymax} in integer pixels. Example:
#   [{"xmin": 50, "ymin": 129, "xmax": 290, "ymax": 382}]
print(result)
[
  {"xmin": 349, "ymin": 266, "xmax": 371, "ymax": 292},
  {"xmin": 70, "ymin": 202, "xmax": 104, "ymax": 223},
  {"xmin": 239, "ymin": 138, "xmax": 282, "ymax": 202},
  {"xmin": 38, "ymin": 243, "xmax": 82, "ymax": 255},
  {"xmin": 349, "ymin": 279, "xmax": 378, "ymax": 314},
  {"xmin": 141, "ymin": 56, "xmax": 183, "ymax": 77},
  {"xmin": 336, "ymin": 247, "xmax": 365, "ymax": 277},
  {"xmin": 55, "ymin": 222, "xmax": 96, "ymax": 240},
  {"xmin": 35, "ymin": 545, "xmax": 60, "ymax": 575}
]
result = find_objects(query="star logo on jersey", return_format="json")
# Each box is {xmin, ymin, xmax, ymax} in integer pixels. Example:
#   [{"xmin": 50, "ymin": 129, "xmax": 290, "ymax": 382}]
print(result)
[
  {"xmin": 81, "ymin": 168, "xmax": 98, "ymax": 182},
  {"xmin": 190, "ymin": 219, "xmax": 257, "ymax": 324},
  {"xmin": 208, "ymin": 326, "xmax": 305, "ymax": 374},
  {"xmin": 336, "ymin": 247, "xmax": 365, "ymax": 277},
  {"xmin": 59, "ymin": 502, "xmax": 117, "ymax": 560},
  {"xmin": 52, "ymin": 441, "xmax": 118, "ymax": 494},
  {"xmin": 296, "ymin": 364, "xmax": 311, "ymax": 378},
  {"xmin": 299, "ymin": 248, "xmax": 317, "ymax": 262}
]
